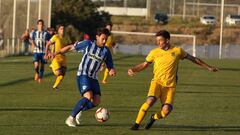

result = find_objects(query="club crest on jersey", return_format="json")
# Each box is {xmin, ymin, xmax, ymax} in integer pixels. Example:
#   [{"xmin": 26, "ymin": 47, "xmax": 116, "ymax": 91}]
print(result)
[{"xmin": 82, "ymin": 85, "xmax": 87, "ymax": 90}]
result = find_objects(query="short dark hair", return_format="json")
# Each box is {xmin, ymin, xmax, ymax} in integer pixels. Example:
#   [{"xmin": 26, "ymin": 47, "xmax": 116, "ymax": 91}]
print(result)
[
  {"xmin": 96, "ymin": 28, "xmax": 110, "ymax": 36},
  {"xmin": 156, "ymin": 30, "xmax": 170, "ymax": 39},
  {"xmin": 37, "ymin": 19, "xmax": 44, "ymax": 25},
  {"xmin": 56, "ymin": 24, "xmax": 64, "ymax": 30}
]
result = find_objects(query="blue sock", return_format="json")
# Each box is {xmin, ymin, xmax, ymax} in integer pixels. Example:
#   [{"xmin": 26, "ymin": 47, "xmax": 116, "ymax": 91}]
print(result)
[
  {"xmin": 39, "ymin": 69, "xmax": 44, "ymax": 79},
  {"xmin": 82, "ymin": 101, "xmax": 95, "ymax": 111},
  {"xmin": 71, "ymin": 97, "xmax": 93, "ymax": 117}
]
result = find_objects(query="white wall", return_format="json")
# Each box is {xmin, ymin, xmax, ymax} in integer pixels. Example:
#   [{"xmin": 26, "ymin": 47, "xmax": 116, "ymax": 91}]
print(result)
[{"xmin": 98, "ymin": 7, "xmax": 147, "ymax": 16}]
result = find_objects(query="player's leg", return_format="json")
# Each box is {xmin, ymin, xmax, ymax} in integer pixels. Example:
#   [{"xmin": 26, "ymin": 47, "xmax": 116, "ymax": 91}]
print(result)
[
  {"xmin": 102, "ymin": 68, "xmax": 109, "ymax": 84},
  {"xmin": 52, "ymin": 58, "xmax": 65, "ymax": 89},
  {"xmin": 38, "ymin": 53, "xmax": 46, "ymax": 83},
  {"xmin": 145, "ymin": 87, "xmax": 175, "ymax": 130},
  {"xmin": 131, "ymin": 80, "xmax": 160, "ymax": 130},
  {"xmin": 65, "ymin": 76, "xmax": 95, "ymax": 127},
  {"xmin": 33, "ymin": 53, "xmax": 40, "ymax": 81}
]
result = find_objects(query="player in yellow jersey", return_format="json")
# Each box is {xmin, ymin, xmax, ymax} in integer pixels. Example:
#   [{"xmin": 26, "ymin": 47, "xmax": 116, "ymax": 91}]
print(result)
[
  {"xmin": 44, "ymin": 24, "xmax": 67, "ymax": 90},
  {"xmin": 101, "ymin": 22, "xmax": 116, "ymax": 84},
  {"xmin": 128, "ymin": 30, "xmax": 218, "ymax": 130}
]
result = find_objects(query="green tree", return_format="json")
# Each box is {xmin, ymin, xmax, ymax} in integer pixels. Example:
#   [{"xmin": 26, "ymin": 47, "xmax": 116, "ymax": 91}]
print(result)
[{"xmin": 52, "ymin": 0, "xmax": 111, "ymax": 43}]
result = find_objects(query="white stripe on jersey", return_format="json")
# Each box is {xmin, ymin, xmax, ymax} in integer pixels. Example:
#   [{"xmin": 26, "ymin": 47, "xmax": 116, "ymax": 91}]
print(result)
[
  {"xmin": 92, "ymin": 48, "xmax": 107, "ymax": 79},
  {"xmin": 88, "ymin": 47, "xmax": 101, "ymax": 78},
  {"xmin": 33, "ymin": 31, "xmax": 47, "ymax": 53},
  {"xmin": 77, "ymin": 47, "xmax": 88, "ymax": 76},
  {"xmin": 81, "ymin": 43, "xmax": 95, "ymax": 75}
]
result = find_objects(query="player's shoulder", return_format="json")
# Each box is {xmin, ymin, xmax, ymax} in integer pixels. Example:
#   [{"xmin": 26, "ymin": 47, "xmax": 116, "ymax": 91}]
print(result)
[{"xmin": 75, "ymin": 40, "xmax": 92, "ymax": 47}]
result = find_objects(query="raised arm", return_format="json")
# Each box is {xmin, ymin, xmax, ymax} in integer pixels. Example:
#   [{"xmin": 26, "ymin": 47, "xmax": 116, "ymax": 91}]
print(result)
[
  {"xmin": 185, "ymin": 54, "xmax": 218, "ymax": 72},
  {"xmin": 55, "ymin": 44, "xmax": 75, "ymax": 55},
  {"xmin": 128, "ymin": 61, "xmax": 151, "ymax": 76}
]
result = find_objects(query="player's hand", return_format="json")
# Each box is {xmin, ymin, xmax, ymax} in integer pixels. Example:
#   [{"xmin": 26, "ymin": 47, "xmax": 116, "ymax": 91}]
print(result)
[
  {"xmin": 109, "ymin": 68, "xmax": 116, "ymax": 77},
  {"xmin": 44, "ymin": 54, "xmax": 49, "ymax": 60},
  {"xmin": 208, "ymin": 66, "xmax": 218, "ymax": 72},
  {"xmin": 50, "ymin": 53, "xmax": 56, "ymax": 59},
  {"xmin": 128, "ymin": 68, "xmax": 135, "ymax": 76}
]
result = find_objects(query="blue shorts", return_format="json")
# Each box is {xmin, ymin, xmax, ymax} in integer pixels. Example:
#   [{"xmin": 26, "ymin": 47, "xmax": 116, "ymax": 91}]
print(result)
[
  {"xmin": 33, "ymin": 53, "xmax": 47, "ymax": 64},
  {"xmin": 77, "ymin": 75, "xmax": 101, "ymax": 96}
]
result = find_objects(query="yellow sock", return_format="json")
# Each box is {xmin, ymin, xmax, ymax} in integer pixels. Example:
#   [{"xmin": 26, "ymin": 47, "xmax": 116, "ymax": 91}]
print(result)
[
  {"xmin": 102, "ymin": 68, "xmax": 109, "ymax": 83},
  {"xmin": 135, "ymin": 102, "xmax": 150, "ymax": 124},
  {"xmin": 53, "ymin": 75, "xmax": 63, "ymax": 88},
  {"xmin": 153, "ymin": 110, "xmax": 166, "ymax": 120}
]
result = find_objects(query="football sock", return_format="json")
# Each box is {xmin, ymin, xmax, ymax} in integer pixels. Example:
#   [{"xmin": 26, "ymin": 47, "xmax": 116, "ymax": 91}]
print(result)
[
  {"xmin": 71, "ymin": 97, "xmax": 93, "ymax": 118},
  {"xmin": 34, "ymin": 67, "xmax": 39, "ymax": 74},
  {"xmin": 102, "ymin": 68, "xmax": 109, "ymax": 82},
  {"xmin": 135, "ymin": 102, "xmax": 150, "ymax": 124},
  {"xmin": 153, "ymin": 111, "xmax": 165, "ymax": 120},
  {"xmin": 53, "ymin": 75, "xmax": 63, "ymax": 88},
  {"xmin": 82, "ymin": 100, "xmax": 95, "ymax": 111},
  {"xmin": 39, "ymin": 69, "xmax": 44, "ymax": 79}
]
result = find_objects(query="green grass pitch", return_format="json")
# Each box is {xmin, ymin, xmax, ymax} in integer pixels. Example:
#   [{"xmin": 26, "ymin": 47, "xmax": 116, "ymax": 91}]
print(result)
[{"xmin": 0, "ymin": 53, "xmax": 240, "ymax": 135}]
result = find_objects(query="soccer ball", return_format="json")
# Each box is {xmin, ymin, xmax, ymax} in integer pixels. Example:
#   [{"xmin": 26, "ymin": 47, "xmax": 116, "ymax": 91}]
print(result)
[{"xmin": 95, "ymin": 108, "xmax": 109, "ymax": 122}]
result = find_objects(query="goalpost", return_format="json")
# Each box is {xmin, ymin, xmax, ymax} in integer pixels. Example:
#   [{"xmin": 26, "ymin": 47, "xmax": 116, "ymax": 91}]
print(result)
[{"xmin": 112, "ymin": 31, "xmax": 196, "ymax": 56}]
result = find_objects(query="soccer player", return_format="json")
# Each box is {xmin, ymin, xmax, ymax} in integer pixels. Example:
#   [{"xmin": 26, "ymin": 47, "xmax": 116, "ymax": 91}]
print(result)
[
  {"xmin": 53, "ymin": 28, "xmax": 116, "ymax": 127},
  {"xmin": 44, "ymin": 24, "xmax": 66, "ymax": 90},
  {"xmin": 32, "ymin": 19, "xmax": 50, "ymax": 83},
  {"xmin": 101, "ymin": 22, "xmax": 116, "ymax": 84},
  {"xmin": 128, "ymin": 30, "xmax": 218, "ymax": 130}
]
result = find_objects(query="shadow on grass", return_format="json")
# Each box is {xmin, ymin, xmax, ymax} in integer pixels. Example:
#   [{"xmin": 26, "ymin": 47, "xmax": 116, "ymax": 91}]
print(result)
[
  {"xmin": 0, "ymin": 55, "xmax": 135, "ymax": 87},
  {"xmin": 0, "ymin": 67, "xmax": 77, "ymax": 87},
  {"xmin": 179, "ymin": 83, "xmax": 240, "ymax": 88},
  {"xmin": 219, "ymin": 67, "xmax": 240, "ymax": 71},
  {"xmin": 148, "ymin": 124, "xmax": 240, "ymax": 132}
]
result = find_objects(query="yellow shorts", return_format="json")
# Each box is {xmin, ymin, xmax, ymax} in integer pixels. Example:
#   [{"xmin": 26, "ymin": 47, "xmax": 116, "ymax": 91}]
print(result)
[
  {"xmin": 147, "ymin": 80, "xmax": 176, "ymax": 105},
  {"xmin": 50, "ymin": 56, "xmax": 67, "ymax": 75}
]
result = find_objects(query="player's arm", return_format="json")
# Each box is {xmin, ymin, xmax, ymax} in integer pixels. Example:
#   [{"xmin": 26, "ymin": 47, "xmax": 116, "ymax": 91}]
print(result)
[
  {"xmin": 105, "ymin": 49, "xmax": 116, "ymax": 77},
  {"xmin": 55, "ymin": 44, "xmax": 75, "ymax": 55},
  {"xmin": 44, "ymin": 41, "xmax": 54, "ymax": 60},
  {"xmin": 184, "ymin": 54, "xmax": 218, "ymax": 72},
  {"xmin": 128, "ymin": 61, "xmax": 151, "ymax": 76}
]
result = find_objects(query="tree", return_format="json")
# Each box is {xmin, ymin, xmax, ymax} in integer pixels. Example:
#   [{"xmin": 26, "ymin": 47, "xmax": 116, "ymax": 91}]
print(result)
[{"xmin": 52, "ymin": 0, "xmax": 111, "ymax": 43}]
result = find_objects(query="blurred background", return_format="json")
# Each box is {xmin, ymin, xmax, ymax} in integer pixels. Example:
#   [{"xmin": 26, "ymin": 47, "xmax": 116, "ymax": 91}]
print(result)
[{"xmin": 0, "ymin": 0, "xmax": 239, "ymax": 58}]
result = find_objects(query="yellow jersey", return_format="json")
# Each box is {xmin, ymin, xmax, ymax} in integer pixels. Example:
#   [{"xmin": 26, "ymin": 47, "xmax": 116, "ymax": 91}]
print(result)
[
  {"xmin": 50, "ymin": 34, "xmax": 65, "ymax": 58},
  {"xmin": 105, "ymin": 34, "xmax": 115, "ymax": 53},
  {"xmin": 146, "ymin": 46, "xmax": 187, "ymax": 87}
]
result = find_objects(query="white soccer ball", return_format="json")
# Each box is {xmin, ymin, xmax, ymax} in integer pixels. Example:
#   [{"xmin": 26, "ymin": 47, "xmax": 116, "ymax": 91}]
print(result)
[{"xmin": 95, "ymin": 108, "xmax": 110, "ymax": 122}]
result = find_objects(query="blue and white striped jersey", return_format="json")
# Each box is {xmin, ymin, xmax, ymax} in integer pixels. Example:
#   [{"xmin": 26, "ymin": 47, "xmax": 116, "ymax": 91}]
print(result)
[
  {"xmin": 32, "ymin": 30, "xmax": 50, "ymax": 53},
  {"xmin": 74, "ymin": 40, "xmax": 114, "ymax": 80}
]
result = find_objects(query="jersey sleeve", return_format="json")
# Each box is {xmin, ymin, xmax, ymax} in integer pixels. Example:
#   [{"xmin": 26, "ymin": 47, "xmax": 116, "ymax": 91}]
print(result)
[
  {"xmin": 45, "ymin": 32, "xmax": 51, "ymax": 41},
  {"xmin": 74, "ymin": 40, "xmax": 91, "ymax": 52},
  {"xmin": 50, "ymin": 35, "xmax": 56, "ymax": 43},
  {"xmin": 179, "ymin": 48, "xmax": 188, "ymax": 60},
  {"xmin": 105, "ymin": 48, "xmax": 114, "ymax": 69},
  {"xmin": 145, "ymin": 50, "xmax": 154, "ymax": 63}
]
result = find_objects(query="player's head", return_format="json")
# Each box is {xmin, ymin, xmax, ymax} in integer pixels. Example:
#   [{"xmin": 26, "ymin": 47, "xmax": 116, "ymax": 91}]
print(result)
[
  {"xmin": 105, "ymin": 22, "xmax": 113, "ymax": 31},
  {"xmin": 37, "ymin": 19, "xmax": 44, "ymax": 31},
  {"xmin": 56, "ymin": 24, "xmax": 64, "ymax": 36},
  {"xmin": 96, "ymin": 28, "xmax": 110, "ymax": 47},
  {"xmin": 155, "ymin": 30, "xmax": 170, "ymax": 49}
]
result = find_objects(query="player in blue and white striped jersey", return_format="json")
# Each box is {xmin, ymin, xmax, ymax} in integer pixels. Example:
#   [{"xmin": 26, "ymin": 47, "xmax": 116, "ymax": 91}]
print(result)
[
  {"xmin": 31, "ymin": 19, "xmax": 50, "ymax": 83},
  {"xmin": 53, "ymin": 28, "xmax": 116, "ymax": 127}
]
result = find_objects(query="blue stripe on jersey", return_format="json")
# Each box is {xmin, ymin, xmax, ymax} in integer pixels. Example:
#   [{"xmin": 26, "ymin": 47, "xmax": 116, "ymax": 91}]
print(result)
[
  {"xmin": 33, "ymin": 30, "xmax": 50, "ymax": 53},
  {"xmin": 75, "ymin": 40, "xmax": 113, "ymax": 80}
]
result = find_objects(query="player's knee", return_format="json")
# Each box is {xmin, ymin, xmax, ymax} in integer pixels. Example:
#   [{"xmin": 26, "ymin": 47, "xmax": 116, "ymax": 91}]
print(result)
[
  {"xmin": 146, "ymin": 96, "xmax": 157, "ymax": 106},
  {"xmin": 83, "ymin": 91, "xmax": 93, "ymax": 100},
  {"xmin": 34, "ymin": 67, "xmax": 39, "ymax": 73},
  {"xmin": 161, "ymin": 104, "xmax": 173, "ymax": 117}
]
